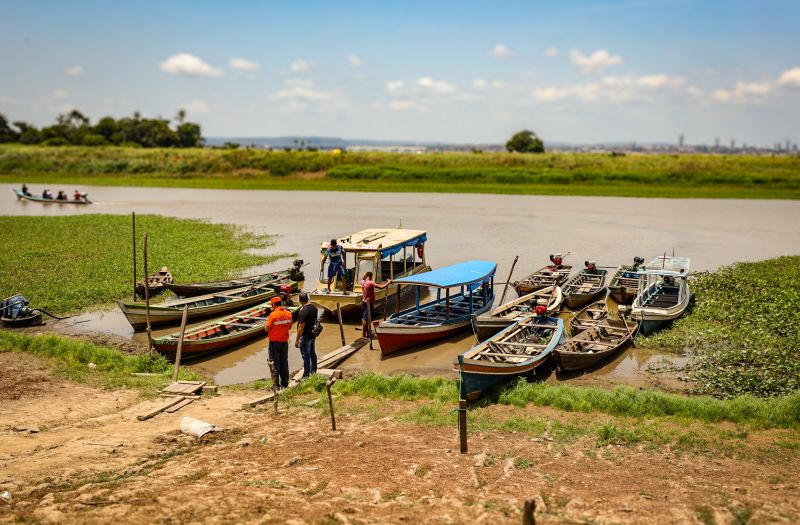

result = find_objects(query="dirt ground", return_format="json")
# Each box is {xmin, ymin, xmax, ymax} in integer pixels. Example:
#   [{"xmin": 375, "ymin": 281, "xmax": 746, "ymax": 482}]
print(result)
[{"xmin": 1, "ymin": 353, "xmax": 798, "ymax": 524}]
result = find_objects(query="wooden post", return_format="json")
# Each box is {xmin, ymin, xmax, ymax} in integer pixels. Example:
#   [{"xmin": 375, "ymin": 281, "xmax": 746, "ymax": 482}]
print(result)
[
  {"xmin": 336, "ymin": 303, "xmax": 346, "ymax": 346},
  {"xmin": 522, "ymin": 498, "xmax": 536, "ymax": 525},
  {"xmin": 618, "ymin": 306, "xmax": 636, "ymax": 347},
  {"xmin": 395, "ymin": 284, "xmax": 402, "ymax": 315},
  {"xmin": 326, "ymin": 377, "xmax": 337, "ymax": 430},
  {"xmin": 132, "ymin": 212, "xmax": 137, "ymax": 301},
  {"xmin": 499, "ymin": 255, "xmax": 519, "ymax": 305},
  {"xmin": 143, "ymin": 232, "xmax": 152, "ymax": 353},
  {"xmin": 172, "ymin": 305, "xmax": 189, "ymax": 382},
  {"xmin": 267, "ymin": 354, "xmax": 279, "ymax": 415},
  {"xmin": 366, "ymin": 301, "xmax": 374, "ymax": 350},
  {"xmin": 445, "ymin": 289, "xmax": 451, "ymax": 320},
  {"xmin": 458, "ymin": 398, "xmax": 467, "ymax": 454}
]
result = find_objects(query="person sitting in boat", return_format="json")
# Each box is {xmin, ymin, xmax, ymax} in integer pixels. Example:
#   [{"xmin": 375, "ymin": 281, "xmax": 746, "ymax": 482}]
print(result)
[
  {"xmin": 56, "ymin": 191, "xmax": 68, "ymax": 200},
  {"xmin": 42, "ymin": 189, "xmax": 53, "ymax": 199},
  {"xmin": 21, "ymin": 184, "xmax": 31, "ymax": 196},
  {"xmin": 323, "ymin": 238, "xmax": 349, "ymax": 293},
  {"xmin": 360, "ymin": 271, "xmax": 392, "ymax": 339},
  {"xmin": 73, "ymin": 189, "xmax": 83, "ymax": 201}
]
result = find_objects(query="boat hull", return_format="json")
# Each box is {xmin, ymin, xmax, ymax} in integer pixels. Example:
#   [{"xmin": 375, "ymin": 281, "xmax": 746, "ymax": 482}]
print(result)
[
  {"xmin": 631, "ymin": 290, "xmax": 691, "ymax": 334},
  {"xmin": 166, "ymin": 277, "xmax": 300, "ymax": 298},
  {"xmin": 377, "ymin": 319, "xmax": 471, "ymax": 355},
  {"xmin": 153, "ymin": 326, "xmax": 263, "ymax": 358},
  {"xmin": 459, "ymin": 354, "xmax": 551, "ymax": 401},
  {"xmin": 609, "ymin": 286, "xmax": 636, "ymax": 304},
  {"xmin": 310, "ymin": 266, "xmax": 430, "ymax": 314},
  {"xmin": 565, "ymin": 287, "xmax": 605, "ymax": 309},
  {"xmin": 13, "ymin": 189, "xmax": 91, "ymax": 204}
]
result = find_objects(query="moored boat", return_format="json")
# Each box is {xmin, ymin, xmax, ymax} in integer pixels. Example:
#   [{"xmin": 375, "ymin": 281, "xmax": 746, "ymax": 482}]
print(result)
[
  {"xmin": 136, "ymin": 267, "xmax": 173, "ymax": 298},
  {"xmin": 568, "ymin": 299, "xmax": 608, "ymax": 335},
  {"xmin": 471, "ymin": 284, "xmax": 562, "ymax": 341},
  {"xmin": 457, "ymin": 315, "xmax": 566, "ymax": 400},
  {"xmin": 561, "ymin": 261, "xmax": 608, "ymax": 309},
  {"xmin": 375, "ymin": 260, "xmax": 497, "ymax": 355},
  {"xmin": 513, "ymin": 254, "xmax": 572, "ymax": 296},
  {"xmin": 13, "ymin": 189, "xmax": 91, "ymax": 204},
  {"xmin": 165, "ymin": 260, "xmax": 304, "ymax": 297},
  {"xmin": 608, "ymin": 257, "xmax": 645, "ymax": 304},
  {"xmin": 631, "ymin": 255, "xmax": 691, "ymax": 334},
  {"xmin": 555, "ymin": 319, "xmax": 638, "ymax": 372}
]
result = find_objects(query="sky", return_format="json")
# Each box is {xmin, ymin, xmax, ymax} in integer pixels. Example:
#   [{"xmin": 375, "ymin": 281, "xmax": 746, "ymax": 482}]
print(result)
[{"xmin": 2, "ymin": 0, "xmax": 800, "ymax": 145}]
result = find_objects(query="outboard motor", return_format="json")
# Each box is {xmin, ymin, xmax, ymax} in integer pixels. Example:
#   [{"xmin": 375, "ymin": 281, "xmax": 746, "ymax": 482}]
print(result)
[
  {"xmin": 585, "ymin": 260, "xmax": 597, "ymax": 273},
  {"xmin": 632, "ymin": 256, "xmax": 645, "ymax": 269},
  {"xmin": 288, "ymin": 259, "xmax": 305, "ymax": 282},
  {"xmin": 280, "ymin": 284, "xmax": 292, "ymax": 305},
  {"xmin": 549, "ymin": 253, "xmax": 563, "ymax": 267}
]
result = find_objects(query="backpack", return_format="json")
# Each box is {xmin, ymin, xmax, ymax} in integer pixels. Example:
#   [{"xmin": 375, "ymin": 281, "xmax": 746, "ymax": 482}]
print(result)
[{"xmin": 311, "ymin": 316, "xmax": 324, "ymax": 337}]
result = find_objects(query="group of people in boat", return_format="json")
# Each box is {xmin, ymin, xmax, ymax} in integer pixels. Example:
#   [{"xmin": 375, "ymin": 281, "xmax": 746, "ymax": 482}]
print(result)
[{"xmin": 21, "ymin": 184, "xmax": 87, "ymax": 201}]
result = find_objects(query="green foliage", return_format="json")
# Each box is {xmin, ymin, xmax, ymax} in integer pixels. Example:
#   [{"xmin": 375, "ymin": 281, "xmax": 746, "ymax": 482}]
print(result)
[
  {"xmin": 0, "ymin": 214, "xmax": 285, "ymax": 313},
  {"xmin": 0, "ymin": 113, "xmax": 19, "ymax": 143},
  {"xmin": 505, "ymin": 129, "xmax": 545, "ymax": 153}
]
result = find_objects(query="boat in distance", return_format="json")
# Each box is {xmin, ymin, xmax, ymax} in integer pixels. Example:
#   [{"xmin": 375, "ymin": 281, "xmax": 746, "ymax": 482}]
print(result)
[
  {"xmin": 14, "ymin": 189, "xmax": 91, "ymax": 204},
  {"xmin": 165, "ymin": 260, "xmax": 304, "ymax": 297},
  {"xmin": 375, "ymin": 260, "xmax": 497, "ymax": 355}
]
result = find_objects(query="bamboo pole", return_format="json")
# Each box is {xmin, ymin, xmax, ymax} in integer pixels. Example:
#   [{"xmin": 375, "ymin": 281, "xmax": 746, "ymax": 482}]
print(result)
[
  {"xmin": 132, "ymin": 212, "xmax": 137, "ymax": 301},
  {"xmin": 336, "ymin": 303, "xmax": 345, "ymax": 346},
  {"xmin": 172, "ymin": 305, "xmax": 189, "ymax": 382},
  {"xmin": 143, "ymin": 233, "xmax": 152, "ymax": 353},
  {"xmin": 499, "ymin": 255, "xmax": 519, "ymax": 305},
  {"xmin": 326, "ymin": 377, "xmax": 337, "ymax": 430}
]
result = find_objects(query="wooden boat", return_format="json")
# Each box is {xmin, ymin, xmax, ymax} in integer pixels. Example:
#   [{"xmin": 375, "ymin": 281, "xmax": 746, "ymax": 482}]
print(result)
[
  {"xmin": 555, "ymin": 319, "xmax": 638, "ymax": 372},
  {"xmin": 456, "ymin": 315, "xmax": 566, "ymax": 400},
  {"xmin": 310, "ymin": 229, "xmax": 431, "ymax": 315},
  {"xmin": 608, "ymin": 257, "xmax": 645, "ymax": 304},
  {"xmin": 561, "ymin": 261, "xmax": 608, "ymax": 309},
  {"xmin": 118, "ymin": 283, "xmax": 278, "ymax": 330},
  {"xmin": 136, "ymin": 267, "xmax": 173, "ymax": 298},
  {"xmin": 513, "ymin": 254, "xmax": 572, "ymax": 295},
  {"xmin": 1, "ymin": 295, "xmax": 43, "ymax": 328},
  {"xmin": 165, "ymin": 260, "xmax": 305, "ymax": 297},
  {"xmin": 471, "ymin": 285, "xmax": 563, "ymax": 341},
  {"xmin": 375, "ymin": 260, "xmax": 497, "ymax": 355},
  {"xmin": 631, "ymin": 256, "xmax": 691, "ymax": 334},
  {"xmin": 151, "ymin": 302, "xmax": 298, "ymax": 358},
  {"xmin": 569, "ymin": 299, "xmax": 608, "ymax": 335},
  {"xmin": 13, "ymin": 189, "xmax": 91, "ymax": 204}
]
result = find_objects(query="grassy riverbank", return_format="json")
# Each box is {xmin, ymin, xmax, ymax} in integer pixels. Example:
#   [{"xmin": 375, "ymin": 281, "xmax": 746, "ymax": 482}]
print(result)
[
  {"xmin": 2, "ymin": 145, "xmax": 799, "ymax": 199},
  {"xmin": 0, "ymin": 214, "xmax": 286, "ymax": 313}
]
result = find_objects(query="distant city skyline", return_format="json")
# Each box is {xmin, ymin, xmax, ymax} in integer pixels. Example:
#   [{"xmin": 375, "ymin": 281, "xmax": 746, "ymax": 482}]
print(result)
[{"xmin": 2, "ymin": 0, "xmax": 799, "ymax": 146}]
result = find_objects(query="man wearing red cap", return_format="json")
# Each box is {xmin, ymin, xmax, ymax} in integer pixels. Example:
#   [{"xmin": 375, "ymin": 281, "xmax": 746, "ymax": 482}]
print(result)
[{"xmin": 265, "ymin": 296, "xmax": 293, "ymax": 388}]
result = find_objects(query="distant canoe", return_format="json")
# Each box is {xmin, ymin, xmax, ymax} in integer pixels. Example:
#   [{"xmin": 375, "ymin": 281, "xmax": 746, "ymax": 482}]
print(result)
[
  {"xmin": 568, "ymin": 299, "xmax": 608, "ymax": 335},
  {"xmin": 135, "ymin": 267, "xmax": 173, "ymax": 299},
  {"xmin": 13, "ymin": 189, "xmax": 91, "ymax": 205},
  {"xmin": 555, "ymin": 319, "xmax": 638, "ymax": 372},
  {"xmin": 165, "ymin": 260, "xmax": 304, "ymax": 297},
  {"xmin": 471, "ymin": 285, "xmax": 562, "ymax": 341}
]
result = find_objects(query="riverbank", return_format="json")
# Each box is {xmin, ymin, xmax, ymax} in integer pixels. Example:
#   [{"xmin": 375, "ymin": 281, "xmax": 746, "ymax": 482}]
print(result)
[{"xmin": 2, "ymin": 145, "xmax": 799, "ymax": 199}]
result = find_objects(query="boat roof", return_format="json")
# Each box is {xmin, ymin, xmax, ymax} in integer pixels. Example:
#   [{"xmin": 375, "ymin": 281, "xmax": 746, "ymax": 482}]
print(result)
[
  {"xmin": 641, "ymin": 256, "xmax": 691, "ymax": 276},
  {"xmin": 322, "ymin": 228, "xmax": 427, "ymax": 253},
  {"xmin": 393, "ymin": 260, "xmax": 497, "ymax": 288}
]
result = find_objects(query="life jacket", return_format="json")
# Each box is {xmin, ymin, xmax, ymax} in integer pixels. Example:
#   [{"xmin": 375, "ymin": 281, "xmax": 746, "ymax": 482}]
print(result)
[{"xmin": 266, "ymin": 306, "xmax": 293, "ymax": 342}]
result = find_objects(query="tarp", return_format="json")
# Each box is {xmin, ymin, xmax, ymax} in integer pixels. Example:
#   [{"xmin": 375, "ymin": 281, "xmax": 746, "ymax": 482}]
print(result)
[
  {"xmin": 392, "ymin": 260, "xmax": 496, "ymax": 288},
  {"xmin": 380, "ymin": 233, "xmax": 427, "ymax": 258}
]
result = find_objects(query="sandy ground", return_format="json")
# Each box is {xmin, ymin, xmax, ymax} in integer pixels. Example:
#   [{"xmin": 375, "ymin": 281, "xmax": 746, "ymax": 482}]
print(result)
[{"xmin": 1, "ymin": 353, "xmax": 798, "ymax": 524}]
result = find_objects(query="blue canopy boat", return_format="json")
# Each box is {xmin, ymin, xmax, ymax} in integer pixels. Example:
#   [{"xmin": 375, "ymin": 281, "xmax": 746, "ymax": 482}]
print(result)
[{"xmin": 375, "ymin": 260, "xmax": 497, "ymax": 355}]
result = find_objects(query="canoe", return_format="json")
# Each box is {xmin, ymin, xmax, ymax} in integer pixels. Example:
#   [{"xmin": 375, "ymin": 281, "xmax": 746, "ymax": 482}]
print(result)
[
  {"xmin": 13, "ymin": 189, "xmax": 91, "ymax": 204},
  {"xmin": 118, "ymin": 283, "xmax": 278, "ymax": 330},
  {"xmin": 165, "ymin": 260, "xmax": 304, "ymax": 297},
  {"xmin": 569, "ymin": 299, "xmax": 608, "ymax": 335},
  {"xmin": 135, "ymin": 267, "xmax": 173, "ymax": 299},
  {"xmin": 555, "ymin": 319, "xmax": 638, "ymax": 372},
  {"xmin": 513, "ymin": 257, "xmax": 572, "ymax": 296},
  {"xmin": 151, "ymin": 302, "xmax": 298, "ymax": 358},
  {"xmin": 561, "ymin": 262, "xmax": 608, "ymax": 309},
  {"xmin": 0, "ymin": 295, "xmax": 44, "ymax": 327},
  {"xmin": 608, "ymin": 257, "xmax": 645, "ymax": 304},
  {"xmin": 471, "ymin": 285, "xmax": 563, "ymax": 341},
  {"xmin": 631, "ymin": 256, "xmax": 691, "ymax": 334},
  {"xmin": 375, "ymin": 260, "xmax": 497, "ymax": 355},
  {"xmin": 457, "ymin": 315, "xmax": 566, "ymax": 400}
]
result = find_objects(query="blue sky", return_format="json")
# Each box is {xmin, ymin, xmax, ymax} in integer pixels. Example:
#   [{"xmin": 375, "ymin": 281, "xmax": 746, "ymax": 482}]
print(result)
[{"xmin": 2, "ymin": 0, "xmax": 799, "ymax": 145}]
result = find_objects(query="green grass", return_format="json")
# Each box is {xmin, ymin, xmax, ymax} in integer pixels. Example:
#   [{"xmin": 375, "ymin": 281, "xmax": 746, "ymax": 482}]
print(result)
[
  {"xmin": 640, "ymin": 256, "xmax": 800, "ymax": 398},
  {"xmin": 2, "ymin": 144, "xmax": 799, "ymax": 199},
  {"xmin": 0, "ymin": 214, "xmax": 286, "ymax": 313}
]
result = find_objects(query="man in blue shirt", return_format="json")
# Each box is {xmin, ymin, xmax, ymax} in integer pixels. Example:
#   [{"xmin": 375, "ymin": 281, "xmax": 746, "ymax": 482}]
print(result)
[{"xmin": 324, "ymin": 238, "xmax": 349, "ymax": 293}]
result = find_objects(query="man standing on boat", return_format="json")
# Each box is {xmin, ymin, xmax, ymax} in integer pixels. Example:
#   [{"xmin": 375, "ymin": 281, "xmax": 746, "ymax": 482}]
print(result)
[
  {"xmin": 294, "ymin": 292, "xmax": 318, "ymax": 378},
  {"xmin": 360, "ymin": 271, "xmax": 391, "ymax": 339},
  {"xmin": 265, "ymin": 296, "xmax": 293, "ymax": 388},
  {"xmin": 323, "ymin": 238, "xmax": 349, "ymax": 293}
]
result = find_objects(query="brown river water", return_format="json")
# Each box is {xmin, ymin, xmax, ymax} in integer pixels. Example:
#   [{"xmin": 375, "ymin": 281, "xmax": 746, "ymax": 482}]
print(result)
[{"xmin": 3, "ymin": 184, "xmax": 799, "ymax": 385}]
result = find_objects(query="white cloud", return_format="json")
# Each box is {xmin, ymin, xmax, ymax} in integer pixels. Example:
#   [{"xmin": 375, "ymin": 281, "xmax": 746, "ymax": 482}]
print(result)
[
  {"xmin": 569, "ymin": 48, "xmax": 623, "ymax": 73},
  {"xmin": 713, "ymin": 81, "xmax": 772, "ymax": 104},
  {"xmin": 290, "ymin": 59, "xmax": 311, "ymax": 73},
  {"xmin": 346, "ymin": 54, "xmax": 363, "ymax": 68},
  {"xmin": 386, "ymin": 80, "xmax": 404, "ymax": 95},
  {"xmin": 229, "ymin": 57, "xmax": 260, "ymax": 72},
  {"xmin": 471, "ymin": 78, "xmax": 488, "ymax": 90},
  {"xmin": 489, "ymin": 43, "xmax": 514, "ymax": 59},
  {"xmin": 534, "ymin": 83, "xmax": 600, "ymax": 102},
  {"xmin": 182, "ymin": 99, "xmax": 209, "ymax": 115},
  {"xmin": 602, "ymin": 74, "xmax": 685, "ymax": 89},
  {"xmin": 544, "ymin": 47, "xmax": 559, "ymax": 57},
  {"xmin": 52, "ymin": 88, "xmax": 68, "ymax": 99},
  {"xmin": 267, "ymin": 79, "xmax": 345, "ymax": 112},
  {"xmin": 388, "ymin": 100, "xmax": 419, "ymax": 111},
  {"xmin": 0, "ymin": 95, "xmax": 22, "ymax": 107},
  {"xmin": 471, "ymin": 78, "xmax": 509, "ymax": 92},
  {"xmin": 712, "ymin": 89, "xmax": 733, "ymax": 103},
  {"xmin": 160, "ymin": 53, "xmax": 223, "ymax": 78},
  {"xmin": 777, "ymin": 67, "xmax": 800, "ymax": 87},
  {"xmin": 687, "ymin": 85, "xmax": 703, "ymax": 97},
  {"xmin": 416, "ymin": 76, "xmax": 456, "ymax": 95},
  {"xmin": 64, "ymin": 65, "xmax": 84, "ymax": 77}
]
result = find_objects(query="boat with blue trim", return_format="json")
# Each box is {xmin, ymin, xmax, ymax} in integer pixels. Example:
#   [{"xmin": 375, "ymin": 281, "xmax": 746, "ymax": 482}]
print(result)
[
  {"xmin": 630, "ymin": 255, "xmax": 691, "ymax": 334},
  {"xmin": 375, "ymin": 260, "xmax": 497, "ymax": 355},
  {"xmin": 608, "ymin": 256, "xmax": 645, "ymax": 304}
]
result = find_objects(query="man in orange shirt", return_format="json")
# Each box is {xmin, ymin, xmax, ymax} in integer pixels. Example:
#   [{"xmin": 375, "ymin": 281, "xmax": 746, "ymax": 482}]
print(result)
[{"xmin": 265, "ymin": 296, "xmax": 293, "ymax": 388}]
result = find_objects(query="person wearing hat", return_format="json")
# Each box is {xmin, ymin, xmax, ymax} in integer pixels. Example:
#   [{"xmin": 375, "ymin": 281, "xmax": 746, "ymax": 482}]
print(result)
[
  {"xmin": 294, "ymin": 292, "xmax": 319, "ymax": 378},
  {"xmin": 323, "ymin": 238, "xmax": 348, "ymax": 293},
  {"xmin": 265, "ymin": 295, "xmax": 294, "ymax": 388}
]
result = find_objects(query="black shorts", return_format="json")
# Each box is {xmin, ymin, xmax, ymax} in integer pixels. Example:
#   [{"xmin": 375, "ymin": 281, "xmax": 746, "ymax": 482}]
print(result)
[{"xmin": 361, "ymin": 301, "xmax": 374, "ymax": 321}]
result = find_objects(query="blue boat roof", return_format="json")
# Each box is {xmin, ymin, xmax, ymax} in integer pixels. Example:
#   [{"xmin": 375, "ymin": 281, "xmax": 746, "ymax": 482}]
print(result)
[{"xmin": 392, "ymin": 260, "xmax": 497, "ymax": 288}]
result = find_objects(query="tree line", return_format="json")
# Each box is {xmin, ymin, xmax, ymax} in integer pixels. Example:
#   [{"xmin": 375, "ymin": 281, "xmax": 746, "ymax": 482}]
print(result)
[{"xmin": 0, "ymin": 109, "xmax": 203, "ymax": 147}]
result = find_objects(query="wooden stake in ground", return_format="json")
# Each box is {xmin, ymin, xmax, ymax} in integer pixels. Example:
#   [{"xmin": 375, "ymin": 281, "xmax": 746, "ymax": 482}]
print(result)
[
  {"xmin": 268, "ymin": 357, "xmax": 279, "ymax": 415},
  {"xmin": 522, "ymin": 498, "xmax": 536, "ymax": 525},
  {"xmin": 336, "ymin": 302, "xmax": 346, "ymax": 347},
  {"xmin": 143, "ymin": 232, "xmax": 152, "ymax": 353},
  {"xmin": 172, "ymin": 305, "xmax": 189, "ymax": 382},
  {"xmin": 132, "ymin": 211, "xmax": 137, "ymax": 302},
  {"xmin": 499, "ymin": 255, "xmax": 519, "ymax": 305},
  {"xmin": 326, "ymin": 377, "xmax": 337, "ymax": 430},
  {"xmin": 458, "ymin": 398, "xmax": 468, "ymax": 454}
]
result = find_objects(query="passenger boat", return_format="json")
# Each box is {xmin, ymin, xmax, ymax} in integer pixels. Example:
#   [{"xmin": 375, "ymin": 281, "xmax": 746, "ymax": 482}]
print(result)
[
  {"xmin": 13, "ymin": 189, "xmax": 91, "ymax": 204},
  {"xmin": 471, "ymin": 284, "xmax": 562, "ymax": 341},
  {"xmin": 555, "ymin": 319, "xmax": 638, "ymax": 372},
  {"xmin": 375, "ymin": 260, "xmax": 496, "ymax": 355},
  {"xmin": 135, "ymin": 267, "xmax": 173, "ymax": 298},
  {"xmin": 608, "ymin": 257, "xmax": 645, "ymax": 304},
  {"xmin": 1, "ymin": 295, "xmax": 43, "ymax": 328},
  {"xmin": 456, "ymin": 315, "xmax": 566, "ymax": 400},
  {"xmin": 151, "ymin": 302, "xmax": 298, "ymax": 358},
  {"xmin": 165, "ymin": 260, "xmax": 304, "ymax": 297},
  {"xmin": 118, "ymin": 283, "xmax": 279, "ymax": 330},
  {"xmin": 568, "ymin": 299, "xmax": 608, "ymax": 335},
  {"xmin": 561, "ymin": 261, "xmax": 608, "ymax": 309},
  {"xmin": 631, "ymin": 255, "xmax": 691, "ymax": 334},
  {"xmin": 309, "ymin": 229, "xmax": 431, "ymax": 315},
  {"xmin": 513, "ymin": 254, "xmax": 572, "ymax": 296}
]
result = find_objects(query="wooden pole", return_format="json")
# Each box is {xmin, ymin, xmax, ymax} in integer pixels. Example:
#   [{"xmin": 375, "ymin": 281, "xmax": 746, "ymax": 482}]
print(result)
[
  {"xmin": 336, "ymin": 303, "xmax": 346, "ymax": 346},
  {"xmin": 172, "ymin": 305, "xmax": 189, "ymax": 382},
  {"xmin": 618, "ymin": 306, "xmax": 636, "ymax": 347},
  {"xmin": 132, "ymin": 212, "xmax": 137, "ymax": 301},
  {"xmin": 395, "ymin": 284, "xmax": 402, "ymax": 315},
  {"xmin": 326, "ymin": 377, "xmax": 337, "ymax": 430},
  {"xmin": 458, "ymin": 398, "xmax": 468, "ymax": 454},
  {"xmin": 522, "ymin": 498, "xmax": 537, "ymax": 525},
  {"xmin": 143, "ymin": 233, "xmax": 152, "ymax": 353},
  {"xmin": 366, "ymin": 301, "xmax": 374, "ymax": 350},
  {"xmin": 499, "ymin": 255, "xmax": 519, "ymax": 305}
]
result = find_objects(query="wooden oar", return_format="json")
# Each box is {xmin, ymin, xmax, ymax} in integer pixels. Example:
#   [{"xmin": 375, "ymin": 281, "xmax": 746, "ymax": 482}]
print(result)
[{"xmin": 617, "ymin": 306, "xmax": 637, "ymax": 347}]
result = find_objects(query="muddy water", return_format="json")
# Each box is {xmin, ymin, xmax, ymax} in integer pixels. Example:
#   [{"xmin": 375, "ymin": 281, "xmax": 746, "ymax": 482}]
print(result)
[{"xmin": 5, "ymin": 184, "xmax": 800, "ymax": 385}]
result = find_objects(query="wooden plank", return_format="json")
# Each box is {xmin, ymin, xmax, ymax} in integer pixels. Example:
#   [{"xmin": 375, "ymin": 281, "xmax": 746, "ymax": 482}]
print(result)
[
  {"xmin": 165, "ymin": 397, "xmax": 194, "ymax": 413},
  {"xmin": 316, "ymin": 368, "xmax": 343, "ymax": 379},
  {"xmin": 137, "ymin": 397, "xmax": 184, "ymax": 421},
  {"xmin": 177, "ymin": 380, "xmax": 205, "ymax": 385},
  {"xmin": 244, "ymin": 391, "xmax": 277, "ymax": 408}
]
